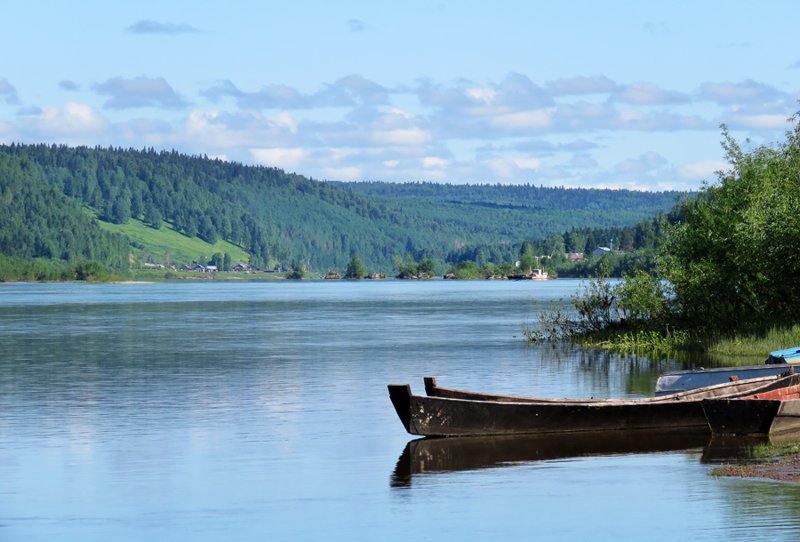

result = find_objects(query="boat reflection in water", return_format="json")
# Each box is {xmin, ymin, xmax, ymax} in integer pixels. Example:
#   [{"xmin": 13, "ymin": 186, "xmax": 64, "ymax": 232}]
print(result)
[
  {"xmin": 391, "ymin": 431, "xmax": 800, "ymax": 488},
  {"xmin": 391, "ymin": 431, "xmax": 708, "ymax": 488}
]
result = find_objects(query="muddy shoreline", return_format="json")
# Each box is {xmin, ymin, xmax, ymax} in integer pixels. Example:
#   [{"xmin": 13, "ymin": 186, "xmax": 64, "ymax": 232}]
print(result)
[{"xmin": 713, "ymin": 452, "xmax": 800, "ymax": 482}]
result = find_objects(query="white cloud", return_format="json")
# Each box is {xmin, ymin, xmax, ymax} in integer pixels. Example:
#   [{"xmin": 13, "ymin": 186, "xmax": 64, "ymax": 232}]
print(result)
[
  {"xmin": 614, "ymin": 152, "xmax": 668, "ymax": 176},
  {"xmin": 421, "ymin": 156, "xmax": 449, "ymax": 169},
  {"xmin": 729, "ymin": 113, "xmax": 791, "ymax": 130},
  {"xmin": 491, "ymin": 109, "xmax": 553, "ymax": 131},
  {"xmin": 383, "ymin": 160, "xmax": 399, "ymax": 167},
  {"xmin": 251, "ymin": 147, "xmax": 306, "ymax": 169},
  {"xmin": 615, "ymin": 82, "xmax": 690, "ymax": 105},
  {"xmin": 94, "ymin": 76, "xmax": 187, "ymax": 109},
  {"xmin": 270, "ymin": 112, "xmax": 298, "ymax": 133},
  {"xmin": 465, "ymin": 87, "xmax": 497, "ymax": 104},
  {"xmin": 678, "ymin": 160, "xmax": 729, "ymax": 180},
  {"xmin": 24, "ymin": 102, "xmax": 108, "ymax": 137},
  {"xmin": 322, "ymin": 166, "xmax": 361, "ymax": 180},
  {"xmin": 372, "ymin": 128, "xmax": 431, "ymax": 145},
  {"xmin": 699, "ymin": 80, "xmax": 783, "ymax": 105},
  {"xmin": 513, "ymin": 157, "xmax": 541, "ymax": 171}
]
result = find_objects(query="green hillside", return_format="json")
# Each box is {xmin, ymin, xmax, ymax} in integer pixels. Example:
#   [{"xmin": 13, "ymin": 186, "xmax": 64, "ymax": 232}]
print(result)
[
  {"xmin": 0, "ymin": 143, "xmax": 688, "ymax": 275},
  {"xmin": 98, "ymin": 217, "xmax": 250, "ymax": 266}
]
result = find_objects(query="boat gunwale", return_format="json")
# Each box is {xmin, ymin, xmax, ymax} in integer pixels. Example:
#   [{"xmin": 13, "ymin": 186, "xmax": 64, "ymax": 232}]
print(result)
[{"xmin": 423, "ymin": 373, "xmax": 800, "ymax": 407}]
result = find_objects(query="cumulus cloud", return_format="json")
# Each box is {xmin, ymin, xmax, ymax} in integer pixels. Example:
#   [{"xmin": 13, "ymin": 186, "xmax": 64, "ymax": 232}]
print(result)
[
  {"xmin": 0, "ymin": 78, "xmax": 20, "ymax": 105},
  {"xmin": 372, "ymin": 127, "xmax": 431, "ymax": 145},
  {"xmin": 699, "ymin": 80, "xmax": 784, "ymax": 106},
  {"xmin": 251, "ymin": 147, "xmax": 306, "ymax": 169},
  {"xmin": 727, "ymin": 113, "xmax": 792, "ymax": 130},
  {"xmin": 126, "ymin": 20, "xmax": 200, "ymax": 35},
  {"xmin": 20, "ymin": 102, "xmax": 108, "ymax": 142},
  {"xmin": 677, "ymin": 159, "xmax": 729, "ymax": 180},
  {"xmin": 486, "ymin": 156, "xmax": 541, "ymax": 179},
  {"xmin": 614, "ymin": 152, "xmax": 669, "ymax": 176},
  {"xmin": 94, "ymin": 76, "xmax": 187, "ymax": 109},
  {"xmin": 490, "ymin": 109, "xmax": 553, "ymax": 132},
  {"xmin": 322, "ymin": 166, "xmax": 362, "ymax": 180},
  {"xmin": 614, "ymin": 82, "xmax": 690, "ymax": 105},
  {"xmin": 203, "ymin": 74, "xmax": 388, "ymax": 109}
]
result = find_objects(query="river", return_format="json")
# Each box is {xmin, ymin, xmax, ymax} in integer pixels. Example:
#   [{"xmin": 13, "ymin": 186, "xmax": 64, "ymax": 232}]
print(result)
[{"xmin": 1, "ymin": 280, "xmax": 800, "ymax": 541}]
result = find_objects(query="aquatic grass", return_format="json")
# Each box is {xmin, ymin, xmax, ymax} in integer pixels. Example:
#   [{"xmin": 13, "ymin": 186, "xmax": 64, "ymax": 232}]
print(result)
[
  {"xmin": 705, "ymin": 325, "xmax": 800, "ymax": 364},
  {"xmin": 586, "ymin": 327, "xmax": 694, "ymax": 356}
]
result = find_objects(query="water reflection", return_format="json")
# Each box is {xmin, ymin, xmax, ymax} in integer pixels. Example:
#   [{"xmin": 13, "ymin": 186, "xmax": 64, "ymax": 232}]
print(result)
[
  {"xmin": 391, "ymin": 432, "xmax": 709, "ymax": 488},
  {"xmin": 392, "ymin": 432, "xmax": 800, "ymax": 488}
]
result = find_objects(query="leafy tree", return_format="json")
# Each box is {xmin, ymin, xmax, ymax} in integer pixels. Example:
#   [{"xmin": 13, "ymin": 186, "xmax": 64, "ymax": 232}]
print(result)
[
  {"xmin": 287, "ymin": 261, "xmax": 306, "ymax": 279},
  {"xmin": 344, "ymin": 254, "xmax": 367, "ymax": 279},
  {"xmin": 660, "ymin": 123, "xmax": 800, "ymax": 327},
  {"xmin": 417, "ymin": 258, "xmax": 436, "ymax": 277}
]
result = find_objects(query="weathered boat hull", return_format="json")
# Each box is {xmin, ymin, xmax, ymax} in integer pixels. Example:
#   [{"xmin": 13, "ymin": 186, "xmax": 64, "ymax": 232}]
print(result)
[
  {"xmin": 656, "ymin": 345, "xmax": 800, "ymax": 394},
  {"xmin": 389, "ymin": 385, "xmax": 708, "ymax": 437},
  {"xmin": 655, "ymin": 364, "xmax": 791, "ymax": 395},
  {"xmin": 388, "ymin": 374, "xmax": 800, "ymax": 438},
  {"xmin": 702, "ymin": 384, "xmax": 800, "ymax": 436}
]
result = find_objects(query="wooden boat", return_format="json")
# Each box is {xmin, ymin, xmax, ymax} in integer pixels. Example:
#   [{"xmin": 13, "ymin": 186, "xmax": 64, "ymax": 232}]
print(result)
[
  {"xmin": 702, "ymin": 381, "xmax": 800, "ymax": 437},
  {"xmin": 387, "ymin": 373, "xmax": 800, "ymax": 437},
  {"xmin": 655, "ymin": 346, "xmax": 800, "ymax": 394}
]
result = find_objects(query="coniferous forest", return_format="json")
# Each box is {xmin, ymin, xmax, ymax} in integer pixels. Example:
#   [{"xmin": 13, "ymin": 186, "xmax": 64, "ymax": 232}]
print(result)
[{"xmin": 0, "ymin": 143, "xmax": 688, "ymax": 278}]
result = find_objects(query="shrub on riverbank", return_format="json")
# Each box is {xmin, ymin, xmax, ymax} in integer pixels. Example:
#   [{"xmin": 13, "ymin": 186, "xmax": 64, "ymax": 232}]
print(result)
[{"xmin": 532, "ymin": 117, "xmax": 800, "ymax": 358}]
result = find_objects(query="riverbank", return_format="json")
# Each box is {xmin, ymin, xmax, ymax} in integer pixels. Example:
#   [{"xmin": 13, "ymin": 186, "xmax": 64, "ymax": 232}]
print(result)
[
  {"xmin": 713, "ymin": 453, "xmax": 800, "ymax": 483},
  {"xmin": 711, "ymin": 441, "xmax": 800, "ymax": 483}
]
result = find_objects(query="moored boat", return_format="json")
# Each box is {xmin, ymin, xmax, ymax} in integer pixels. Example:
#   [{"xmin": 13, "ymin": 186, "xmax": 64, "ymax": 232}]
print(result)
[
  {"xmin": 702, "ymin": 381, "xmax": 800, "ymax": 436},
  {"xmin": 387, "ymin": 373, "xmax": 800, "ymax": 438},
  {"xmin": 655, "ymin": 346, "xmax": 800, "ymax": 395}
]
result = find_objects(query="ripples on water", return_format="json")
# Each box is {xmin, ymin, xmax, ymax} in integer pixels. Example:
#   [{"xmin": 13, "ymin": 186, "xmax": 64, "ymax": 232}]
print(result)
[{"xmin": 1, "ymin": 280, "xmax": 799, "ymax": 541}]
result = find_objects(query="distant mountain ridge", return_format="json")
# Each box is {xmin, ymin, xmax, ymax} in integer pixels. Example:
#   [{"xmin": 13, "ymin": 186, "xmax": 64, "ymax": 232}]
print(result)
[{"xmin": 0, "ymin": 144, "xmax": 687, "ymax": 272}]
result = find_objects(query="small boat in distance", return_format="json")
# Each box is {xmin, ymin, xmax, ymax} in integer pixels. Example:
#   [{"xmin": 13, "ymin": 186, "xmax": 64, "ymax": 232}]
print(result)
[
  {"xmin": 387, "ymin": 373, "xmax": 800, "ymax": 438},
  {"xmin": 507, "ymin": 268, "xmax": 549, "ymax": 280},
  {"xmin": 702, "ymin": 381, "xmax": 800, "ymax": 437},
  {"xmin": 655, "ymin": 346, "xmax": 800, "ymax": 395}
]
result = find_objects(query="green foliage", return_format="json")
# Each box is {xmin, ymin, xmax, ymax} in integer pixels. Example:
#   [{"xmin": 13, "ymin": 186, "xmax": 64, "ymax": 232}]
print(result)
[
  {"xmin": 286, "ymin": 261, "xmax": 306, "ymax": 279},
  {"xmin": 0, "ymin": 152, "xmax": 130, "ymax": 270},
  {"xmin": 446, "ymin": 260, "xmax": 482, "ymax": 279},
  {"xmin": 661, "ymin": 122, "xmax": 800, "ymax": 327},
  {"xmin": 99, "ymin": 217, "xmax": 249, "ymax": 268},
  {"xmin": 394, "ymin": 254, "xmax": 419, "ymax": 279},
  {"xmin": 571, "ymin": 275, "xmax": 619, "ymax": 331},
  {"xmin": 616, "ymin": 270, "xmax": 669, "ymax": 322},
  {"xmin": 417, "ymin": 258, "xmax": 436, "ymax": 277},
  {"xmin": 71, "ymin": 260, "xmax": 107, "ymax": 281},
  {"xmin": 344, "ymin": 254, "xmax": 367, "ymax": 279}
]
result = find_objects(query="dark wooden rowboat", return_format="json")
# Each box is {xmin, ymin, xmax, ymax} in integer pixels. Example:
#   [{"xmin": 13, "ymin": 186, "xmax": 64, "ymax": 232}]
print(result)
[
  {"xmin": 702, "ymin": 381, "xmax": 800, "ymax": 437},
  {"xmin": 387, "ymin": 373, "xmax": 800, "ymax": 438}
]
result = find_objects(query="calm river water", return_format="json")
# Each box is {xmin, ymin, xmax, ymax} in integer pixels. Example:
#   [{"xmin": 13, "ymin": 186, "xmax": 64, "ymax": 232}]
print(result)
[{"xmin": 2, "ymin": 280, "xmax": 800, "ymax": 541}]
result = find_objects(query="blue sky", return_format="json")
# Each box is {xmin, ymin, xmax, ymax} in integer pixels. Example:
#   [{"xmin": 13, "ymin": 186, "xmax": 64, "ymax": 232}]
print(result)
[{"xmin": 1, "ymin": 1, "xmax": 799, "ymax": 190}]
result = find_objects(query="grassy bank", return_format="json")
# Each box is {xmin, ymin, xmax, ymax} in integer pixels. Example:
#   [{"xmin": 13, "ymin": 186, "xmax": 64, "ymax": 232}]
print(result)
[{"xmin": 574, "ymin": 324, "xmax": 800, "ymax": 364}]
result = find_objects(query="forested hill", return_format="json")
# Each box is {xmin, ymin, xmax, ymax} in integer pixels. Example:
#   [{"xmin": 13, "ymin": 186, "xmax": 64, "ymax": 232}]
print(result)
[
  {"xmin": 336, "ymin": 181, "xmax": 683, "ymax": 214},
  {"xmin": 0, "ymin": 144, "xmax": 686, "ymax": 273}
]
